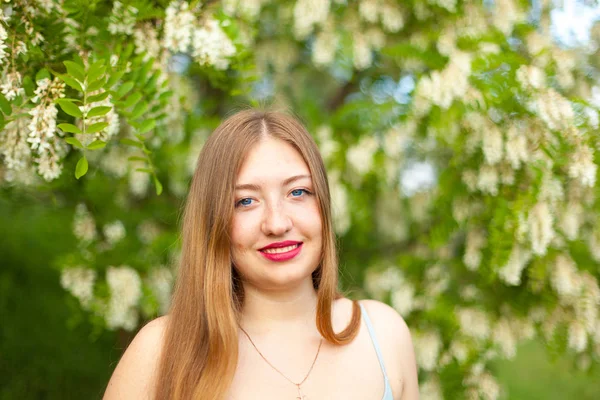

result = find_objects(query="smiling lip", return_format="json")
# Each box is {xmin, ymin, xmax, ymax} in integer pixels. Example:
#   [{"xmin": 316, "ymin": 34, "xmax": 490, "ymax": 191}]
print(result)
[
  {"xmin": 259, "ymin": 240, "xmax": 302, "ymax": 250},
  {"xmin": 259, "ymin": 243, "xmax": 303, "ymax": 262}
]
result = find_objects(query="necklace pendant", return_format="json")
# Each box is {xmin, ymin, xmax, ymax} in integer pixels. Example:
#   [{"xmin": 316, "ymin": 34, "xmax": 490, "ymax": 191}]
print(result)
[{"xmin": 296, "ymin": 385, "xmax": 307, "ymax": 400}]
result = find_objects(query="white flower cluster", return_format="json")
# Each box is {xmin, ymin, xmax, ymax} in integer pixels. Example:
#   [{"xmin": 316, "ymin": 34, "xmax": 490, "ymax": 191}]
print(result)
[
  {"xmin": 315, "ymin": 125, "xmax": 338, "ymax": 163},
  {"xmin": 134, "ymin": 23, "xmax": 161, "ymax": 61},
  {"xmin": 390, "ymin": 275, "xmax": 416, "ymax": 316},
  {"xmin": 481, "ymin": 125, "xmax": 503, "ymax": 165},
  {"xmin": 1, "ymin": 71, "xmax": 26, "ymax": 101},
  {"xmin": 548, "ymin": 254, "xmax": 600, "ymax": 353},
  {"xmin": 129, "ymin": 168, "xmax": 151, "ymax": 198},
  {"xmin": 105, "ymin": 265, "xmax": 142, "ymax": 331},
  {"xmin": 27, "ymin": 78, "xmax": 67, "ymax": 180},
  {"xmin": 504, "ymin": 123, "xmax": 529, "ymax": 169},
  {"xmin": 192, "ymin": 18, "xmax": 236, "ymax": 70},
  {"xmin": 568, "ymin": 144, "xmax": 597, "ymax": 188},
  {"xmin": 137, "ymin": 219, "xmax": 162, "ymax": 244},
  {"xmin": 491, "ymin": 318, "xmax": 516, "ymax": 358},
  {"xmin": 346, "ymin": 135, "xmax": 379, "ymax": 176},
  {"xmin": 534, "ymin": 89, "xmax": 574, "ymax": 132},
  {"xmin": 413, "ymin": 51, "xmax": 472, "ymax": 114},
  {"xmin": 0, "ymin": 23, "xmax": 8, "ymax": 65},
  {"xmin": 328, "ymin": 170, "xmax": 350, "ymax": 234},
  {"xmin": 312, "ymin": 19, "xmax": 338, "ymax": 67},
  {"xmin": 60, "ymin": 267, "xmax": 97, "ymax": 309},
  {"xmin": 108, "ymin": 1, "xmax": 139, "ymax": 36},
  {"xmin": 456, "ymin": 307, "xmax": 490, "ymax": 341},
  {"xmin": 498, "ymin": 244, "xmax": 532, "ymax": 286},
  {"xmin": 463, "ymin": 229, "xmax": 486, "ymax": 271},
  {"xmin": 73, "ymin": 203, "xmax": 97, "ymax": 243},
  {"xmin": 100, "ymin": 145, "xmax": 129, "ymax": 178},
  {"xmin": 163, "ymin": 1, "xmax": 195, "ymax": 53},
  {"xmin": 449, "ymin": 337, "xmax": 470, "ymax": 364},
  {"xmin": 359, "ymin": 0, "xmax": 404, "ymax": 32},
  {"xmin": 414, "ymin": 330, "xmax": 442, "ymax": 371},
  {"xmin": 375, "ymin": 191, "xmax": 409, "ymax": 242},
  {"xmin": 293, "ymin": 0, "xmax": 330, "ymax": 39},
  {"xmin": 419, "ymin": 376, "xmax": 444, "ymax": 400},
  {"xmin": 492, "ymin": 0, "xmax": 523, "ymax": 35},
  {"xmin": 527, "ymin": 201, "xmax": 555, "ymax": 256},
  {"xmin": 222, "ymin": 0, "xmax": 265, "ymax": 20},
  {"xmin": 0, "ymin": 116, "xmax": 32, "ymax": 180},
  {"xmin": 588, "ymin": 228, "xmax": 600, "ymax": 262},
  {"xmin": 352, "ymin": 29, "xmax": 386, "ymax": 70},
  {"xmin": 464, "ymin": 371, "xmax": 501, "ymax": 400},
  {"xmin": 147, "ymin": 266, "xmax": 174, "ymax": 315},
  {"xmin": 162, "ymin": 2, "xmax": 238, "ymax": 70},
  {"xmin": 103, "ymin": 220, "xmax": 126, "ymax": 245},
  {"xmin": 516, "ymin": 65, "xmax": 544, "ymax": 90},
  {"xmin": 558, "ymin": 201, "xmax": 583, "ymax": 241},
  {"xmin": 424, "ymin": 263, "xmax": 449, "ymax": 298}
]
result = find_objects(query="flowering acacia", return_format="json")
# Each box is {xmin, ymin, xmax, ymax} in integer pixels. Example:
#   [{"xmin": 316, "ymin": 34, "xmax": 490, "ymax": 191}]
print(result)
[{"xmin": 2, "ymin": 0, "xmax": 600, "ymax": 398}]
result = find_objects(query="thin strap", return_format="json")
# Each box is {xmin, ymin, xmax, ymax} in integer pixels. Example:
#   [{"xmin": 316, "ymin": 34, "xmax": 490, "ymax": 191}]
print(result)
[{"xmin": 359, "ymin": 302, "xmax": 389, "ymax": 380}]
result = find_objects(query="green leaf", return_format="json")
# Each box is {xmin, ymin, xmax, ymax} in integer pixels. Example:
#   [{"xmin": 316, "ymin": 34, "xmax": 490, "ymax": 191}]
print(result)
[
  {"xmin": 65, "ymin": 137, "xmax": 84, "ymax": 148},
  {"xmin": 122, "ymin": 92, "xmax": 142, "ymax": 109},
  {"xmin": 75, "ymin": 156, "xmax": 88, "ymax": 179},
  {"xmin": 120, "ymin": 138, "xmax": 143, "ymax": 148},
  {"xmin": 57, "ymin": 99, "xmax": 83, "ymax": 118},
  {"xmin": 87, "ymin": 91, "xmax": 110, "ymax": 103},
  {"xmin": 58, "ymin": 73, "xmax": 84, "ymax": 92},
  {"xmin": 86, "ymin": 122, "xmax": 109, "ymax": 133},
  {"xmin": 128, "ymin": 156, "xmax": 147, "ymax": 162},
  {"xmin": 87, "ymin": 140, "xmax": 106, "ymax": 150},
  {"xmin": 115, "ymin": 81, "xmax": 134, "ymax": 100},
  {"xmin": 23, "ymin": 76, "xmax": 35, "ymax": 96},
  {"xmin": 64, "ymin": 61, "xmax": 85, "ymax": 82},
  {"xmin": 154, "ymin": 176, "xmax": 163, "ymax": 195},
  {"xmin": 0, "ymin": 93, "xmax": 11, "ymax": 115},
  {"xmin": 87, "ymin": 77, "xmax": 106, "ymax": 93},
  {"xmin": 136, "ymin": 168, "xmax": 153, "ymax": 173},
  {"xmin": 61, "ymin": 98, "xmax": 83, "ymax": 104},
  {"xmin": 87, "ymin": 106, "xmax": 111, "ymax": 118},
  {"xmin": 57, "ymin": 123, "xmax": 81, "ymax": 134},
  {"xmin": 35, "ymin": 68, "xmax": 51, "ymax": 82},
  {"xmin": 130, "ymin": 101, "xmax": 149, "ymax": 120},
  {"xmin": 138, "ymin": 119, "xmax": 156, "ymax": 134},
  {"xmin": 105, "ymin": 70, "xmax": 126, "ymax": 89},
  {"xmin": 87, "ymin": 60, "xmax": 106, "ymax": 83},
  {"xmin": 158, "ymin": 90, "xmax": 173, "ymax": 103}
]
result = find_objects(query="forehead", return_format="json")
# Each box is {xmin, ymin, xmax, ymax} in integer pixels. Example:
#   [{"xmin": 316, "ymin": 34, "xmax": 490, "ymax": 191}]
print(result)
[{"xmin": 236, "ymin": 137, "xmax": 309, "ymax": 183}]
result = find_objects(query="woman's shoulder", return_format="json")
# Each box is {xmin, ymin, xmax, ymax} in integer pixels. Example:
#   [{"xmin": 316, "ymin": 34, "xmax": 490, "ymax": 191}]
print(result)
[
  {"xmin": 103, "ymin": 315, "xmax": 169, "ymax": 399},
  {"xmin": 359, "ymin": 299, "xmax": 411, "ymax": 337},
  {"xmin": 359, "ymin": 299, "xmax": 419, "ymax": 399}
]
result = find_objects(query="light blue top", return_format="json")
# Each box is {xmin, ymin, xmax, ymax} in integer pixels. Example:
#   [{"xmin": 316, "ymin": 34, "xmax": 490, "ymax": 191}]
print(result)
[{"xmin": 359, "ymin": 303, "xmax": 394, "ymax": 400}]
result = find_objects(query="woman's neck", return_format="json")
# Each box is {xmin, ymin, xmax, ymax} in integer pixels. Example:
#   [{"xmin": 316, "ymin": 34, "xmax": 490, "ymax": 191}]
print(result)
[{"xmin": 239, "ymin": 278, "xmax": 319, "ymax": 335}]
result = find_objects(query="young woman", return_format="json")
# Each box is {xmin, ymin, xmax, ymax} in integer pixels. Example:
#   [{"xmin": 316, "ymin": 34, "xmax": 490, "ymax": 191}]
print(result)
[{"xmin": 103, "ymin": 109, "xmax": 419, "ymax": 400}]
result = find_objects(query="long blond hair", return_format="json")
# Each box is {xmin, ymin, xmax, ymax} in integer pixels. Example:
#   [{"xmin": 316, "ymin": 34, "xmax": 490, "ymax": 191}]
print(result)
[{"xmin": 154, "ymin": 108, "xmax": 361, "ymax": 399}]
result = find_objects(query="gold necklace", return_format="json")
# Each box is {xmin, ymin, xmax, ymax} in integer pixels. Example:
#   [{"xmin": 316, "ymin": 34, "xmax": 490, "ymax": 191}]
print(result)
[{"xmin": 239, "ymin": 326, "xmax": 323, "ymax": 400}]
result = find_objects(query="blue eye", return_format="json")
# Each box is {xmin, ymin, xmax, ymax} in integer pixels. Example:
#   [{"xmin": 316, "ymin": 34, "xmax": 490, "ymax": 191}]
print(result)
[
  {"xmin": 291, "ymin": 189, "xmax": 310, "ymax": 197},
  {"xmin": 236, "ymin": 198, "xmax": 254, "ymax": 207}
]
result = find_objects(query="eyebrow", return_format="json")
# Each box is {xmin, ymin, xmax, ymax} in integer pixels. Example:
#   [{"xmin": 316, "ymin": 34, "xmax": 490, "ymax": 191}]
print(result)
[{"xmin": 235, "ymin": 174, "xmax": 312, "ymax": 191}]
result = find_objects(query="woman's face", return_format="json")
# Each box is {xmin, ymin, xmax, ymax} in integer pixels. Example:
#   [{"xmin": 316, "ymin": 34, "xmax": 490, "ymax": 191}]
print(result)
[{"xmin": 230, "ymin": 136, "xmax": 323, "ymax": 291}]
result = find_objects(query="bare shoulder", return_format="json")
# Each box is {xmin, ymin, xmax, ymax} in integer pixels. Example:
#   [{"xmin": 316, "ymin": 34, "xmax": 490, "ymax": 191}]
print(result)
[
  {"xmin": 360, "ymin": 299, "xmax": 420, "ymax": 399},
  {"xmin": 103, "ymin": 315, "xmax": 169, "ymax": 400},
  {"xmin": 360, "ymin": 299, "xmax": 411, "ymax": 340}
]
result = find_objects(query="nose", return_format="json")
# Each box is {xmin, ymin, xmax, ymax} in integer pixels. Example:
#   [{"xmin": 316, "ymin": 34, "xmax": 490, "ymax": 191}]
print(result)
[{"xmin": 261, "ymin": 201, "xmax": 292, "ymax": 236}]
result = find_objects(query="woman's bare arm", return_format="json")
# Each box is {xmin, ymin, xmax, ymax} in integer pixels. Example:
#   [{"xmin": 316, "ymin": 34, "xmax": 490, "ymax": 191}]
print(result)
[{"xmin": 103, "ymin": 316, "xmax": 167, "ymax": 400}]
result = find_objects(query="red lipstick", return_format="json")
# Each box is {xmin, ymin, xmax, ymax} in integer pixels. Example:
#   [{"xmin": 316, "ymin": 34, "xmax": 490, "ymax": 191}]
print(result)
[{"xmin": 258, "ymin": 241, "xmax": 303, "ymax": 262}]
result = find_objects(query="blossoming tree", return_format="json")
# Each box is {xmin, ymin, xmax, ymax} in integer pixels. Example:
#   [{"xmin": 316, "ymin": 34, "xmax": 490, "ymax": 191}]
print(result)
[{"xmin": 1, "ymin": 0, "xmax": 599, "ymax": 398}]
